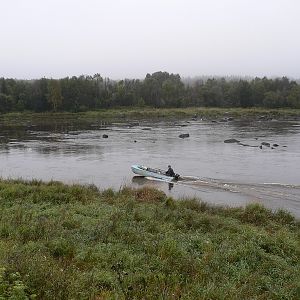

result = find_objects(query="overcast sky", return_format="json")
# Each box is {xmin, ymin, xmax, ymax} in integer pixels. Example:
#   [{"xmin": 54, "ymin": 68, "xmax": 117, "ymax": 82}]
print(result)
[{"xmin": 1, "ymin": 0, "xmax": 300, "ymax": 79}]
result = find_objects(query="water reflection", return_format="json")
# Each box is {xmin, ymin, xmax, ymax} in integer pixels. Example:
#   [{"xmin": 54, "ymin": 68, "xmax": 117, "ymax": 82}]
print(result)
[
  {"xmin": 132, "ymin": 176, "xmax": 174, "ymax": 190},
  {"xmin": 232, "ymin": 120, "xmax": 300, "ymax": 136},
  {"xmin": 131, "ymin": 176, "xmax": 148, "ymax": 185},
  {"xmin": 168, "ymin": 183, "xmax": 174, "ymax": 190}
]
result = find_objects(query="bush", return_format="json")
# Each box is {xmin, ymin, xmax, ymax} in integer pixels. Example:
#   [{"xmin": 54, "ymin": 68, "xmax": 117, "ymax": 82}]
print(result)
[
  {"xmin": 47, "ymin": 238, "xmax": 75, "ymax": 259},
  {"xmin": 0, "ymin": 267, "xmax": 36, "ymax": 299},
  {"xmin": 134, "ymin": 187, "xmax": 166, "ymax": 203},
  {"xmin": 240, "ymin": 203, "xmax": 272, "ymax": 225}
]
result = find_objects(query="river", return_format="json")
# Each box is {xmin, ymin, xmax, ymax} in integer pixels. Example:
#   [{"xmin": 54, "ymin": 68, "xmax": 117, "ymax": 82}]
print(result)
[{"xmin": 0, "ymin": 117, "xmax": 299, "ymax": 217}]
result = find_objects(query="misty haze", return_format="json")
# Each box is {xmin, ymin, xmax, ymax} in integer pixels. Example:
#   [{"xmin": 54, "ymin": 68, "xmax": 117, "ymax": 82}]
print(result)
[{"xmin": 0, "ymin": 1, "xmax": 299, "ymax": 299}]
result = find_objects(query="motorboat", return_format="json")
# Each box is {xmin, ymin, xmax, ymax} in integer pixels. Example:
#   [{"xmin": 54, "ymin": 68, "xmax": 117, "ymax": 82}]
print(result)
[{"xmin": 131, "ymin": 164, "xmax": 180, "ymax": 181}]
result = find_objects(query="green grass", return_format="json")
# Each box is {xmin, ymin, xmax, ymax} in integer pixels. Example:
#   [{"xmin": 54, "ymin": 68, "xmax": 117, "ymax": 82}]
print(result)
[
  {"xmin": 1, "ymin": 107, "xmax": 300, "ymax": 127},
  {"xmin": 0, "ymin": 179, "xmax": 299, "ymax": 299}
]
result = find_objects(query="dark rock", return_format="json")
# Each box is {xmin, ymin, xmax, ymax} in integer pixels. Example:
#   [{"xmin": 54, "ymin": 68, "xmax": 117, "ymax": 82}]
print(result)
[
  {"xmin": 261, "ymin": 142, "xmax": 270, "ymax": 147},
  {"xmin": 224, "ymin": 139, "xmax": 240, "ymax": 143},
  {"xmin": 102, "ymin": 134, "xmax": 108, "ymax": 138},
  {"xmin": 134, "ymin": 140, "xmax": 137, "ymax": 143},
  {"xmin": 211, "ymin": 120, "xmax": 217, "ymax": 123},
  {"xmin": 179, "ymin": 133, "xmax": 190, "ymax": 139},
  {"xmin": 128, "ymin": 122, "xmax": 139, "ymax": 127},
  {"xmin": 273, "ymin": 144, "xmax": 279, "ymax": 147},
  {"xmin": 220, "ymin": 117, "xmax": 234, "ymax": 122},
  {"xmin": 259, "ymin": 145, "xmax": 262, "ymax": 149},
  {"xmin": 238, "ymin": 143, "xmax": 250, "ymax": 147},
  {"xmin": 259, "ymin": 115, "xmax": 267, "ymax": 120},
  {"xmin": 142, "ymin": 127, "xmax": 151, "ymax": 130}
]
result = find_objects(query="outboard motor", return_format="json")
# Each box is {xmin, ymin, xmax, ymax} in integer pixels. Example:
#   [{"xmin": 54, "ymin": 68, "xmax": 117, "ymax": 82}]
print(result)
[{"xmin": 174, "ymin": 174, "xmax": 180, "ymax": 181}]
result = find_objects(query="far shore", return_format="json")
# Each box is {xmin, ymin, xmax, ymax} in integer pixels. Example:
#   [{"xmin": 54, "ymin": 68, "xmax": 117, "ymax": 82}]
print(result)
[{"xmin": 1, "ymin": 107, "xmax": 300, "ymax": 126}]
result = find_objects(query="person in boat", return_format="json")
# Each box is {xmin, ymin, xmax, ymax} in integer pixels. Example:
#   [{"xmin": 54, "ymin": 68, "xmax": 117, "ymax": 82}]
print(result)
[{"xmin": 166, "ymin": 165, "xmax": 175, "ymax": 177}]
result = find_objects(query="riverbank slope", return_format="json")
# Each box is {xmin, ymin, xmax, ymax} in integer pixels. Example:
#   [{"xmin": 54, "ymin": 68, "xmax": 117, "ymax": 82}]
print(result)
[{"xmin": 0, "ymin": 179, "xmax": 299, "ymax": 299}]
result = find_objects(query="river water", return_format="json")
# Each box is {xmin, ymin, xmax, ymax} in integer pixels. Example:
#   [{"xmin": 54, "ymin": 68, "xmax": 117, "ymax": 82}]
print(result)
[{"xmin": 0, "ymin": 117, "xmax": 299, "ymax": 217}]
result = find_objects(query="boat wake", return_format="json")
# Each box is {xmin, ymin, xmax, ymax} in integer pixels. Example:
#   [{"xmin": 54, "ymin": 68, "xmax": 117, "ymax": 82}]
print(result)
[
  {"xmin": 179, "ymin": 177, "xmax": 300, "ymax": 200},
  {"xmin": 142, "ymin": 175, "xmax": 300, "ymax": 210},
  {"xmin": 131, "ymin": 171, "xmax": 300, "ymax": 217}
]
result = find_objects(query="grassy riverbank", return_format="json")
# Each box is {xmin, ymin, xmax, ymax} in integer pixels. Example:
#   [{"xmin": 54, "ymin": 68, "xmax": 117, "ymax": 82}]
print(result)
[
  {"xmin": 1, "ymin": 107, "xmax": 300, "ymax": 126},
  {"xmin": 0, "ymin": 179, "xmax": 299, "ymax": 299}
]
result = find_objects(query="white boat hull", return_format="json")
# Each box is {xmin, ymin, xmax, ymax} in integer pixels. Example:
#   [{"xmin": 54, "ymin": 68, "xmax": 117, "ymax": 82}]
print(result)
[{"xmin": 131, "ymin": 165, "xmax": 175, "ymax": 181}]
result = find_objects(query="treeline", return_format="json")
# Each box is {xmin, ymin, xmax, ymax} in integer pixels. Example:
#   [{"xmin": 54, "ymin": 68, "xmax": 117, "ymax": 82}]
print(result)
[{"xmin": 0, "ymin": 72, "xmax": 300, "ymax": 113}]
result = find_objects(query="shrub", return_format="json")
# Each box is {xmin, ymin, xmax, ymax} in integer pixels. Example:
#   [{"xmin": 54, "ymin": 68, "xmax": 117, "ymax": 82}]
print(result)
[
  {"xmin": 47, "ymin": 238, "xmax": 75, "ymax": 259},
  {"xmin": 240, "ymin": 203, "xmax": 272, "ymax": 226},
  {"xmin": 134, "ymin": 187, "xmax": 166, "ymax": 203},
  {"xmin": 0, "ymin": 267, "xmax": 36, "ymax": 299}
]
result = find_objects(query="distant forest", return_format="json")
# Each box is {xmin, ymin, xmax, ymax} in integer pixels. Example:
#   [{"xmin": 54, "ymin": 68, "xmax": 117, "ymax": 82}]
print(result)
[{"xmin": 0, "ymin": 72, "xmax": 300, "ymax": 113}]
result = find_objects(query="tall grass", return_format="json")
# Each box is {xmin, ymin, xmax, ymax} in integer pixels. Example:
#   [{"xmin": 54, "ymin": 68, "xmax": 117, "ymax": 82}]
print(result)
[
  {"xmin": 1, "ymin": 107, "xmax": 299, "ymax": 126},
  {"xmin": 0, "ymin": 179, "xmax": 299, "ymax": 299}
]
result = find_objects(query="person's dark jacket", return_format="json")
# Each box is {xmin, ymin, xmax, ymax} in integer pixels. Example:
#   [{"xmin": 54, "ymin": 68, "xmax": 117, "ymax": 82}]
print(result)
[{"xmin": 166, "ymin": 167, "xmax": 175, "ymax": 177}]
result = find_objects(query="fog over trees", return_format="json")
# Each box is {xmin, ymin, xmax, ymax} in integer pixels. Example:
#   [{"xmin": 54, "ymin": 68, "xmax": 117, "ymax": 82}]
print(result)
[{"xmin": 0, "ymin": 72, "xmax": 299, "ymax": 113}]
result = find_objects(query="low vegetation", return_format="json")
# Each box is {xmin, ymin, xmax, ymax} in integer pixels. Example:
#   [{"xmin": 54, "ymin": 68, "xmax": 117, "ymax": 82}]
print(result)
[
  {"xmin": 1, "ymin": 107, "xmax": 300, "ymax": 129},
  {"xmin": 0, "ymin": 179, "xmax": 299, "ymax": 299}
]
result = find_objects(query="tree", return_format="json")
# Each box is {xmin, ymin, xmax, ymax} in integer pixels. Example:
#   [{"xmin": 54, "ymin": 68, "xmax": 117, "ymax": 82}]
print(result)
[
  {"xmin": 251, "ymin": 78, "xmax": 266, "ymax": 106},
  {"xmin": 47, "ymin": 80, "xmax": 63, "ymax": 112},
  {"xmin": 263, "ymin": 91, "xmax": 284, "ymax": 108},
  {"xmin": 238, "ymin": 81, "xmax": 253, "ymax": 107},
  {"xmin": 162, "ymin": 75, "xmax": 184, "ymax": 107},
  {"xmin": 142, "ymin": 72, "xmax": 184, "ymax": 107},
  {"xmin": 0, "ymin": 93, "xmax": 14, "ymax": 113},
  {"xmin": 0, "ymin": 73, "xmax": 298, "ymax": 111},
  {"xmin": 287, "ymin": 85, "xmax": 300, "ymax": 108},
  {"xmin": 0, "ymin": 78, "xmax": 8, "ymax": 94},
  {"xmin": 29, "ymin": 78, "xmax": 48, "ymax": 112},
  {"xmin": 199, "ymin": 79, "xmax": 224, "ymax": 107}
]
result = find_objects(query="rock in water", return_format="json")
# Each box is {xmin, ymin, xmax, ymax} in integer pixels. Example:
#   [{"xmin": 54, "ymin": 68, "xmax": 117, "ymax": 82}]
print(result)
[
  {"xmin": 261, "ymin": 142, "xmax": 270, "ymax": 147},
  {"xmin": 179, "ymin": 133, "xmax": 190, "ymax": 138},
  {"xmin": 102, "ymin": 134, "xmax": 108, "ymax": 138},
  {"xmin": 224, "ymin": 139, "xmax": 240, "ymax": 143},
  {"xmin": 128, "ymin": 122, "xmax": 139, "ymax": 127}
]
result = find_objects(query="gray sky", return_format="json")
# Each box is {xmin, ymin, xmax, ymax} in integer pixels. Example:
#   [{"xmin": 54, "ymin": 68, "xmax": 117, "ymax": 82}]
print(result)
[{"xmin": 1, "ymin": 0, "xmax": 300, "ymax": 79}]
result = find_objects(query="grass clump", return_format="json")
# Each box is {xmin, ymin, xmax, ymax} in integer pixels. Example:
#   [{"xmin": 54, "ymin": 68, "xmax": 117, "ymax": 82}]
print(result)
[{"xmin": 0, "ymin": 179, "xmax": 299, "ymax": 299}]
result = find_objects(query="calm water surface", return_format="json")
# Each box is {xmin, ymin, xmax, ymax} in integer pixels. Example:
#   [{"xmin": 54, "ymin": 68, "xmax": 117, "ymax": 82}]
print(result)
[{"xmin": 1, "ymin": 118, "xmax": 299, "ymax": 217}]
